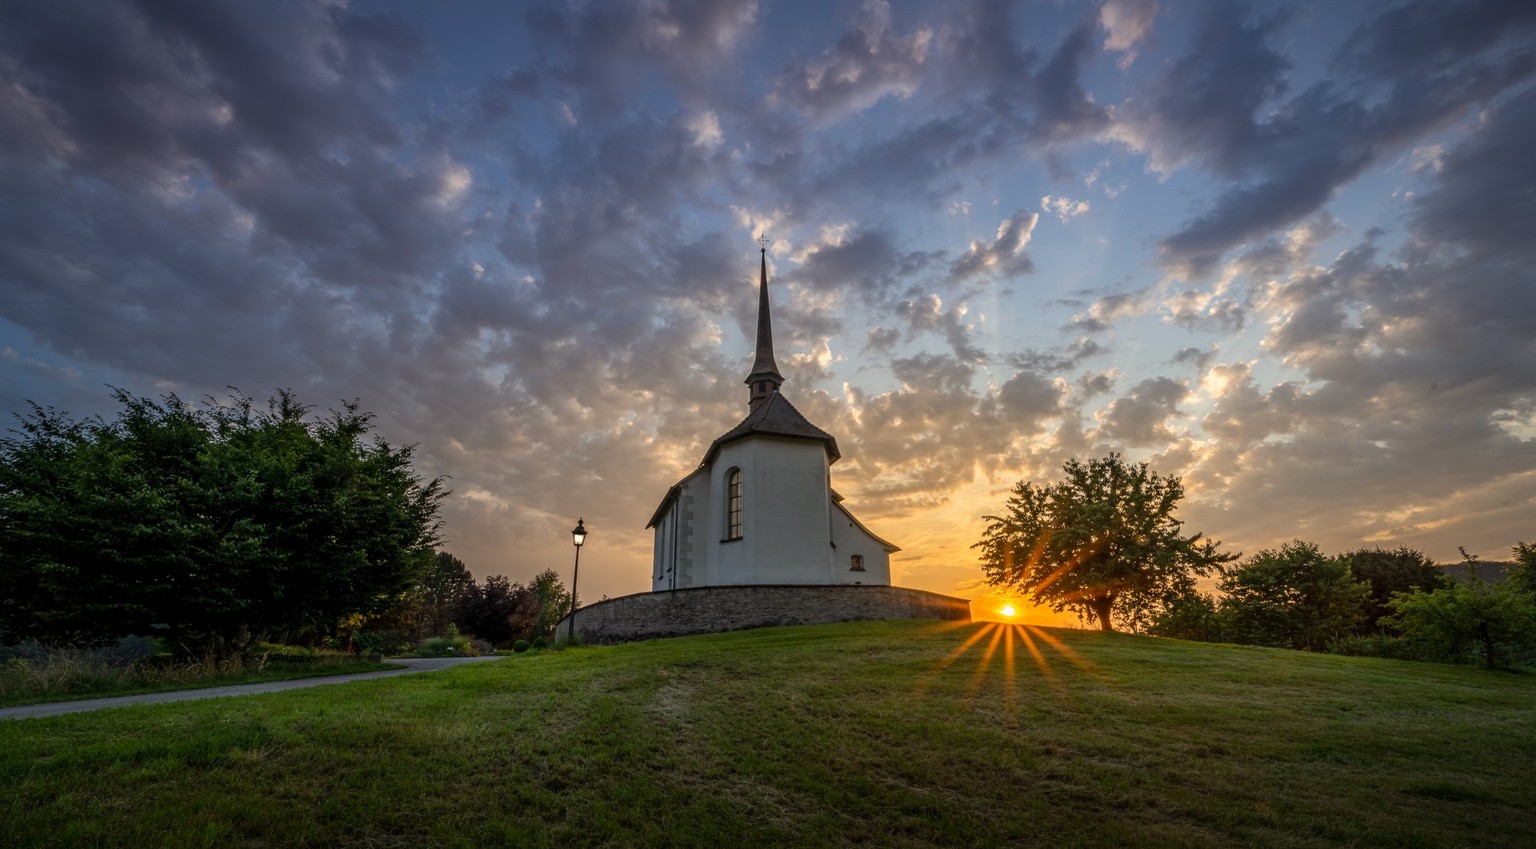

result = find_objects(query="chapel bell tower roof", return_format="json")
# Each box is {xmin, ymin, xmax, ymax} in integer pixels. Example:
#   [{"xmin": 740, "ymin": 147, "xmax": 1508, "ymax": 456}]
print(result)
[{"xmin": 744, "ymin": 237, "xmax": 784, "ymax": 410}]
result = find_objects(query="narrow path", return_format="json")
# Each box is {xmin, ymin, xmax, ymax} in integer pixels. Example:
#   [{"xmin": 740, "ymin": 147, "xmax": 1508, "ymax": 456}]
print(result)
[{"xmin": 0, "ymin": 655, "xmax": 504, "ymax": 720}]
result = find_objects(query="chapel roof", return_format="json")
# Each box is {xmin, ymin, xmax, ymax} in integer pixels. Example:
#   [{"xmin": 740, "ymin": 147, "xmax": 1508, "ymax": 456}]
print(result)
[
  {"xmin": 643, "ymin": 390, "xmax": 840, "ymax": 529},
  {"xmin": 704, "ymin": 389, "xmax": 840, "ymax": 465}
]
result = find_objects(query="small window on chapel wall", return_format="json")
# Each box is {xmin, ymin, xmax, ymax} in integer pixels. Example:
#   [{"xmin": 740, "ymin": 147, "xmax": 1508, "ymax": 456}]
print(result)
[
  {"xmin": 725, "ymin": 468, "xmax": 743, "ymax": 540},
  {"xmin": 850, "ymin": 554, "xmax": 864, "ymax": 571}
]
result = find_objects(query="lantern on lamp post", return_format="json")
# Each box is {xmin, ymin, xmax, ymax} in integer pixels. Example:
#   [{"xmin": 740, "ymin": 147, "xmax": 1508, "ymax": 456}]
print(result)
[{"xmin": 567, "ymin": 518, "xmax": 587, "ymax": 642}]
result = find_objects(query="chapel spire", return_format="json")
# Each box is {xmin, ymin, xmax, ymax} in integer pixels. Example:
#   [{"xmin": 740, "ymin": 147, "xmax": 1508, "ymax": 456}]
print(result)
[{"xmin": 745, "ymin": 236, "xmax": 784, "ymax": 410}]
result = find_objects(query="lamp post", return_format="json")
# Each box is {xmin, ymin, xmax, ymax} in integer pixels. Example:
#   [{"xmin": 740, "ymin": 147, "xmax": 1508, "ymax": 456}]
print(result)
[{"xmin": 567, "ymin": 518, "xmax": 587, "ymax": 642}]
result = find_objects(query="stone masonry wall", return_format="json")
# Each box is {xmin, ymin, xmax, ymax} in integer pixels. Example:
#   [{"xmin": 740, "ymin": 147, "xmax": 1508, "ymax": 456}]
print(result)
[{"xmin": 557, "ymin": 585, "xmax": 971, "ymax": 644}]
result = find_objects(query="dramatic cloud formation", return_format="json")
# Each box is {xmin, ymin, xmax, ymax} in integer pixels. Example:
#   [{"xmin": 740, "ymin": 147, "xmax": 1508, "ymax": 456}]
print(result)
[{"xmin": 1, "ymin": 0, "xmax": 1531, "ymax": 619}]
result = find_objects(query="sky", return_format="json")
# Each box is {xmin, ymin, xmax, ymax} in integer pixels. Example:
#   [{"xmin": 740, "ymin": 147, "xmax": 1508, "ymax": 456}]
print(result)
[{"xmin": 2, "ymin": 0, "xmax": 1534, "ymax": 625}]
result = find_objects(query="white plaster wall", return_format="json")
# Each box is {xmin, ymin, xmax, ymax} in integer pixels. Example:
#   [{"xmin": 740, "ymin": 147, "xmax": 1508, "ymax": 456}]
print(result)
[
  {"xmin": 650, "ymin": 435, "xmax": 902, "ymax": 590},
  {"xmin": 651, "ymin": 508, "xmax": 669, "ymax": 591},
  {"xmin": 712, "ymin": 435, "xmax": 833, "ymax": 584},
  {"xmin": 651, "ymin": 469, "xmax": 708, "ymax": 592},
  {"xmin": 829, "ymin": 502, "xmax": 893, "ymax": 586},
  {"xmin": 679, "ymin": 473, "xmax": 707, "ymax": 588}
]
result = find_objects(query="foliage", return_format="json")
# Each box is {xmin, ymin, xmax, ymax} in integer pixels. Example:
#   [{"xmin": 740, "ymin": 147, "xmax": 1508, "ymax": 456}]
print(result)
[
  {"xmin": 1325, "ymin": 633, "xmax": 1431, "ymax": 662},
  {"xmin": 1509, "ymin": 541, "xmax": 1536, "ymax": 597},
  {"xmin": 354, "ymin": 629, "xmax": 414, "ymax": 657},
  {"xmin": 976, "ymin": 453, "xmax": 1235, "ymax": 631},
  {"xmin": 453, "ymin": 574, "xmax": 536, "ymax": 646},
  {"xmin": 1147, "ymin": 589, "xmax": 1222, "ymax": 642},
  {"xmin": 531, "ymin": 636, "xmax": 547, "ymax": 650},
  {"xmin": 416, "ymin": 625, "xmax": 476, "ymax": 658},
  {"xmin": 0, "ymin": 389, "xmax": 446, "ymax": 654},
  {"xmin": 1341, "ymin": 545, "xmax": 1449, "ymax": 632},
  {"xmin": 512, "ymin": 640, "xmax": 530, "ymax": 654},
  {"xmin": 1383, "ymin": 569, "xmax": 1536, "ymax": 669},
  {"xmin": 528, "ymin": 569, "xmax": 573, "ymax": 642},
  {"xmin": 417, "ymin": 552, "xmax": 476, "ymax": 638},
  {"xmin": 1217, "ymin": 540, "xmax": 1370, "ymax": 651}
]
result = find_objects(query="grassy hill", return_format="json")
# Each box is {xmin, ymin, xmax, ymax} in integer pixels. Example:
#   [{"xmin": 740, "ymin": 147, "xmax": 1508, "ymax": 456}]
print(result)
[{"xmin": 3, "ymin": 620, "xmax": 1533, "ymax": 848}]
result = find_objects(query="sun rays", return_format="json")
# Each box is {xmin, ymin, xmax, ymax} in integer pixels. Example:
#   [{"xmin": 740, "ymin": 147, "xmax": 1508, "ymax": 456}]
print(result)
[{"xmin": 916, "ymin": 620, "xmax": 1102, "ymax": 703}]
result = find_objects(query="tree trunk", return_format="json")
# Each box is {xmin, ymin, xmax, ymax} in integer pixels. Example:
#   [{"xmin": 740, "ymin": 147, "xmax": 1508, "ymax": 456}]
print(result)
[{"xmin": 1090, "ymin": 597, "xmax": 1115, "ymax": 632}]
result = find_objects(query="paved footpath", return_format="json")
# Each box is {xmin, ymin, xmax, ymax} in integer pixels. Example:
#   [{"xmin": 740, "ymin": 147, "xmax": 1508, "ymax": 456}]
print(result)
[{"xmin": 0, "ymin": 655, "xmax": 504, "ymax": 720}]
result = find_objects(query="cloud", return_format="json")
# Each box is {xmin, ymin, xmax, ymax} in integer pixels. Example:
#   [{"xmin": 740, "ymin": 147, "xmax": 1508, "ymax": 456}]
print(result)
[
  {"xmin": 1067, "ymin": 288, "xmax": 1149, "ymax": 333},
  {"xmin": 1162, "ymin": 289, "xmax": 1244, "ymax": 333},
  {"xmin": 1409, "ymin": 86, "xmax": 1536, "ymax": 261},
  {"xmin": 1111, "ymin": 0, "xmax": 1536, "ymax": 275},
  {"xmin": 829, "ymin": 353, "xmax": 1068, "ymax": 513},
  {"xmin": 525, "ymin": 0, "xmax": 760, "ymax": 109},
  {"xmin": 894, "ymin": 294, "xmax": 985, "ymax": 363},
  {"xmin": 1096, "ymin": 376, "xmax": 1189, "ymax": 446},
  {"xmin": 1009, "ymin": 337, "xmax": 1108, "ymax": 374},
  {"xmin": 1174, "ymin": 87, "xmax": 1536, "ymax": 552},
  {"xmin": 1101, "ymin": 0, "xmax": 1157, "ymax": 63},
  {"xmin": 772, "ymin": 0, "xmax": 932, "ymax": 121},
  {"xmin": 4, "ymin": 0, "xmax": 1532, "ymax": 604},
  {"xmin": 1041, "ymin": 195, "xmax": 1090, "ymax": 222},
  {"xmin": 948, "ymin": 210, "xmax": 1038, "ymax": 281},
  {"xmin": 1171, "ymin": 345, "xmax": 1218, "ymax": 372}
]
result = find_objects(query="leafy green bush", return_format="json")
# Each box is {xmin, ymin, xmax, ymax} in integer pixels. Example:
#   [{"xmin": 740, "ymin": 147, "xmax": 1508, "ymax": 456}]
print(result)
[
  {"xmin": 531, "ymin": 637, "xmax": 546, "ymax": 650},
  {"xmin": 1218, "ymin": 540, "xmax": 1369, "ymax": 651},
  {"xmin": 1384, "ymin": 579, "xmax": 1536, "ymax": 668},
  {"xmin": 1341, "ymin": 545, "xmax": 1448, "ymax": 632},
  {"xmin": 1149, "ymin": 590, "xmax": 1222, "ymax": 642},
  {"xmin": 416, "ymin": 625, "xmax": 476, "ymax": 658},
  {"xmin": 1326, "ymin": 634, "xmax": 1428, "ymax": 661},
  {"xmin": 353, "ymin": 629, "xmax": 414, "ymax": 657},
  {"xmin": 512, "ymin": 640, "xmax": 531, "ymax": 654}
]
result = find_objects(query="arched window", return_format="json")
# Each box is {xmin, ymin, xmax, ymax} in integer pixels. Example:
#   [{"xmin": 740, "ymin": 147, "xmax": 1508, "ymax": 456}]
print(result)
[
  {"xmin": 725, "ymin": 467, "xmax": 743, "ymax": 540},
  {"xmin": 850, "ymin": 554, "xmax": 865, "ymax": 571}
]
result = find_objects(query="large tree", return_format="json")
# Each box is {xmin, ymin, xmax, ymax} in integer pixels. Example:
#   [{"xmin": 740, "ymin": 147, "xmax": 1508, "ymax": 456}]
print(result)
[
  {"xmin": 1218, "ymin": 540, "xmax": 1370, "ymax": 651},
  {"xmin": 418, "ymin": 551, "xmax": 476, "ymax": 638},
  {"xmin": 0, "ymin": 389, "xmax": 446, "ymax": 652},
  {"xmin": 1510, "ymin": 541, "xmax": 1536, "ymax": 597},
  {"xmin": 453, "ymin": 574, "xmax": 536, "ymax": 647},
  {"xmin": 1385, "ymin": 574, "xmax": 1536, "ymax": 669},
  {"xmin": 1341, "ymin": 545, "xmax": 1448, "ymax": 632},
  {"xmin": 976, "ymin": 453, "xmax": 1234, "ymax": 632},
  {"xmin": 527, "ymin": 568, "xmax": 572, "ymax": 642}
]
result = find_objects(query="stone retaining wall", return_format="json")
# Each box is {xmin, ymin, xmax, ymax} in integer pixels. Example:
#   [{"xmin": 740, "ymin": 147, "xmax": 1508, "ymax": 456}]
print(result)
[{"xmin": 556, "ymin": 584, "xmax": 971, "ymax": 644}]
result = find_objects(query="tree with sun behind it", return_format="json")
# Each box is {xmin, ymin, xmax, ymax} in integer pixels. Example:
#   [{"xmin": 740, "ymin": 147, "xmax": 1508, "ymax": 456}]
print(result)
[{"xmin": 975, "ymin": 453, "xmax": 1236, "ymax": 632}]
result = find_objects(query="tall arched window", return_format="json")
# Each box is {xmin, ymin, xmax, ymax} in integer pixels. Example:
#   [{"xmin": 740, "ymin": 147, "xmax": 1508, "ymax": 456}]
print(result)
[{"xmin": 725, "ymin": 467, "xmax": 743, "ymax": 540}]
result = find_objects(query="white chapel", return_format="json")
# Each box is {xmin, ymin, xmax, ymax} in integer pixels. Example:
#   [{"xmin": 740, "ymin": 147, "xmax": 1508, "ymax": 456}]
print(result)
[{"xmin": 646, "ymin": 244, "xmax": 899, "ymax": 590}]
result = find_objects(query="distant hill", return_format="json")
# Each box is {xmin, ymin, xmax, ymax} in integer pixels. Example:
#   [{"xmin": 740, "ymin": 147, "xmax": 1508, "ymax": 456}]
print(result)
[{"xmin": 1440, "ymin": 560, "xmax": 1514, "ymax": 583}]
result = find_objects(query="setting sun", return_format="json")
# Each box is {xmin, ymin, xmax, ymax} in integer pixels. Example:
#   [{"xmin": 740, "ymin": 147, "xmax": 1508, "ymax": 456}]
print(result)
[{"xmin": 1000, "ymin": 604, "xmax": 1017, "ymax": 618}]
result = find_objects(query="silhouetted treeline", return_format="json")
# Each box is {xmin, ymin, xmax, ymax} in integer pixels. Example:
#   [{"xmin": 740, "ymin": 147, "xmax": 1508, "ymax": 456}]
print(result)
[
  {"xmin": 354, "ymin": 552, "xmax": 571, "ymax": 654},
  {"xmin": 0, "ymin": 388, "xmax": 445, "ymax": 656},
  {"xmin": 1150, "ymin": 542, "xmax": 1536, "ymax": 668}
]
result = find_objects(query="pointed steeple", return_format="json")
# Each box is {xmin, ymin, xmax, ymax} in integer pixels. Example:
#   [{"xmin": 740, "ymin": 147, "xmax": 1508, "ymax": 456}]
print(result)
[{"xmin": 745, "ymin": 238, "xmax": 784, "ymax": 410}]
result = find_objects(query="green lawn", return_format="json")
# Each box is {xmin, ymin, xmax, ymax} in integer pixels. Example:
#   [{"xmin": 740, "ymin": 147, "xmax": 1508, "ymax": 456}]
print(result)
[{"xmin": 2, "ymin": 620, "xmax": 1532, "ymax": 848}]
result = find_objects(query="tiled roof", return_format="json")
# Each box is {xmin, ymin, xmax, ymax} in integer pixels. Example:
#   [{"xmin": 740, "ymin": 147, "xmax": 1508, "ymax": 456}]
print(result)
[
  {"xmin": 704, "ymin": 391, "xmax": 840, "ymax": 465},
  {"xmin": 643, "ymin": 393, "xmax": 839, "ymax": 529}
]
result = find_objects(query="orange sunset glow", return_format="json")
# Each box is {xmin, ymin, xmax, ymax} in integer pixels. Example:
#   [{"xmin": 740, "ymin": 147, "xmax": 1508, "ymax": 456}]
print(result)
[{"xmin": 1, "ymin": 0, "xmax": 1529, "ymax": 622}]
